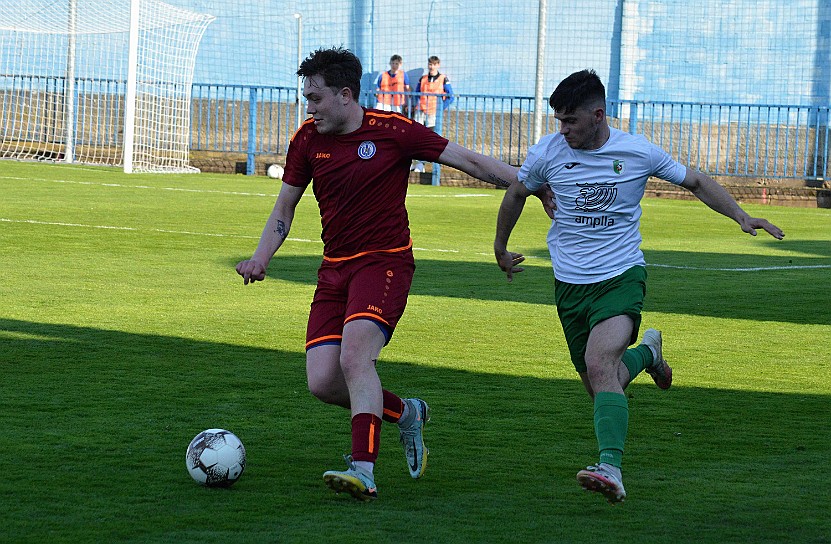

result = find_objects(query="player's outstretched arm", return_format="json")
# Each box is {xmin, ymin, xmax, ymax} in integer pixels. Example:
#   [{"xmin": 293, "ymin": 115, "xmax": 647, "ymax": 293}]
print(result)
[
  {"xmin": 438, "ymin": 141, "xmax": 515, "ymax": 188},
  {"xmin": 494, "ymin": 180, "xmax": 533, "ymax": 282},
  {"xmin": 236, "ymin": 183, "xmax": 305, "ymax": 285},
  {"xmin": 680, "ymin": 169, "xmax": 784, "ymax": 240},
  {"xmin": 437, "ymin": 142, "xmax": 555, "ymax": 219}
]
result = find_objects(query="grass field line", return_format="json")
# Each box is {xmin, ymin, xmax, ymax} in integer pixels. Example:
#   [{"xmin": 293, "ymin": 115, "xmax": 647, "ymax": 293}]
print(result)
[
  {"xmin": 471, "ymin": 251, "xmax": 831, "ymax": 271},
  {"xmin": 0, "ymin": 217, "xmax": 266, "ymax": 241},
  {"xmin": 3, "ymin": 216, "xmax": 828, "ymax": 272},
  {"xmin": 648, "ymin": 262, "xmax": 831, "ymax": 271},
  {"xmin": 0, "ymin": 176, "xmax": 495, "ymax": 198}
]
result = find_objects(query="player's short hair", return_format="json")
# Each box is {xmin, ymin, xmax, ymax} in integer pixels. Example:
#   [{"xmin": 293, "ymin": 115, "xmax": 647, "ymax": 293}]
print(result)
[
  {"xmin": 549, "ymin": 69, "xmax": 606, "ymax": 114},
  {"xmin": 297, "ymin": 46, "xmax": 362, "ymax": 100},
  {"xmin": 428, "ymin": 55, "xmax": 440, "ymax": 64},
  {"xmin": 390, "ymin": 54, "xmax": 402, "ymax": 63}
]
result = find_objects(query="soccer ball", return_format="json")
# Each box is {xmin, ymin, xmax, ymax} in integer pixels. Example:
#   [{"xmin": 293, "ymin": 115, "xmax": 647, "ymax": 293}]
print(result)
[
  {"xmin": 185, "ymin": 429, "xmax": 246, "ymax": 487},
  {"xmin": 266, "ymin": 164, "xmax": 284, "ymax": 179}
]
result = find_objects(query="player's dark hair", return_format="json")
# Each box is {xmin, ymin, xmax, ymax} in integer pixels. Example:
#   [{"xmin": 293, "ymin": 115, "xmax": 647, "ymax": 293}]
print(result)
[
  {"xmin": 549, "ymin": 69, "xmax": 606, "ymax": 114},
  {"xmin": 297, "ymin": 46, "xmax": 362, "ymax": 100},
  {"xmin": 390, "ymin": 54, "xmax": 402, "ymax": 63},
  {"xmin": 428, "ymin": 55, "xmax": 440, "ymax": 64}
]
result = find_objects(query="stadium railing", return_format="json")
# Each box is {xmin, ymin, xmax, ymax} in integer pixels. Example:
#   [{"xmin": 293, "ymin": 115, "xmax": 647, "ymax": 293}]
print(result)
[
  {"xmin": 5, "ymin": 75, "xmax": 824, "ymax": 183},
  {"xmin": 188, "ymin": 84, "xmax": 829, "ymax": 184}
]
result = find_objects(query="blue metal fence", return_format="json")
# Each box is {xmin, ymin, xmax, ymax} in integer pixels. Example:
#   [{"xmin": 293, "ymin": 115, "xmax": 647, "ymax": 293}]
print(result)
[
  {"xmin": 607, "ymin": 101, "xmax": 830, "ymax": 180},
  {"xmin": 3, "ymin": 74, "xmax": 828, "ymax": 182},
  {"xmin": 190, "ymin": 83, "xmax": 829, "ymax": 182}
]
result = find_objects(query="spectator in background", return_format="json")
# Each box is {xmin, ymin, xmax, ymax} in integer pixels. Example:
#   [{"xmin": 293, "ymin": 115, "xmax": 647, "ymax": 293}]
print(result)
[
  {"xmin": 374, "ymin": 54, "xmax": 410, "ymax": 113},
  {"xmin": 411, "ymin": 55, "xmax": 454, "ymax": 173}
]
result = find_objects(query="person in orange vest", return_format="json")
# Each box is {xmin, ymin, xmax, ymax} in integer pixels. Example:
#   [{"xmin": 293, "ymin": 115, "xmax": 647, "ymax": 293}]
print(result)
[
  {"xmin": 374, "ymin": 54, "xmax": 411, "ymax": 113},
  {"xmin": 411, "ymin": 56, "xmax": 454, "ymax": 172}
]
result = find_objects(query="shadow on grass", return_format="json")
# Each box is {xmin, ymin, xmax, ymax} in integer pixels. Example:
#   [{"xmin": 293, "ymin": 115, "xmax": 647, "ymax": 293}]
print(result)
[
  {"xmin": 2, "ymin": 318, "xmax": 829, "ymax": 542},
  {"xmin": 226, "ymin": 241, "xmax": 831, "ymax": 325}
]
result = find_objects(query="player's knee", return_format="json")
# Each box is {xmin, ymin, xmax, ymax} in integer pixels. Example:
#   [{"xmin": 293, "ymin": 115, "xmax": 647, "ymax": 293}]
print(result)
[
  {"xmin": 338, "ymin": 340, "xmax": 379, "ymax": 378},
  {"xmin": 338, "ymin": 350, "xmax": 367, "ymax": 378},
  {"xmin": 585, "ymin": 358, "xmax": 614, "ymax": 386},
  {"xmin": 306, "ymin": 378, "xmax": 327, "ymax": 400},
  {"xmin": 307, "ymin": 379, "xmax": 342, "ymax": 405}
]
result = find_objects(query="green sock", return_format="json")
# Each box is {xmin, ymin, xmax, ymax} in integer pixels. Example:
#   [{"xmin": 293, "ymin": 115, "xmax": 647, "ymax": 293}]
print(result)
[
  {"xmin": 622, "ymin": 344, "xmax": 653, "ymax": 381},
  {"xmin": 593, "ymin": 392, "xmax": 629, "ymax": 468}
]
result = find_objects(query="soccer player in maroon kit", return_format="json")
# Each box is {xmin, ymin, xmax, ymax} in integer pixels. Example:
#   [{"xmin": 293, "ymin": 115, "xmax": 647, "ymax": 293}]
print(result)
[{"xmin": 236, "ymin": 47, "xmax": 546, "ymax": 501}]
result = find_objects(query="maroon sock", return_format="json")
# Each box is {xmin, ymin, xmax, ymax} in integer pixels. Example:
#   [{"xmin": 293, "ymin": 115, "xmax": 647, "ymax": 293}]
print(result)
[
  {"xmin": 381, "ymin": 389, "xmax": 404, "ymax": 423},
  {"xmin": 351, "ymin": 413, "xmax": 382, "ymax": 463}
]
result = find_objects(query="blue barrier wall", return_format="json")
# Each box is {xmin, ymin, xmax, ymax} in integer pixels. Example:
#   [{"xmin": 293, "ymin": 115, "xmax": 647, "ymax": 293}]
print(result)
[
  {"xmin": 3, "ymin": 1, "xmax": 825, "ymax": 107},
  {"xmin": 620, "ymin": 1, "xmax": 830, "ymax": 106}
]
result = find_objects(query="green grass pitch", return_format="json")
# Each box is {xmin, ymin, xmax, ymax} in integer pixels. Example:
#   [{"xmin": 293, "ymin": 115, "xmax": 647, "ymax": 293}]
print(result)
[{"xmin": 1, "ymin": 161, "xmax": 830, "ymax": 543}]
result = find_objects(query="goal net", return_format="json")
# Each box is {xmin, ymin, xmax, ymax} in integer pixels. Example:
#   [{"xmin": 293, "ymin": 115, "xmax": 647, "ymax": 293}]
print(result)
[{"xmin": 0, "ymin": 0, "xmax": 214, "ymax": 173}]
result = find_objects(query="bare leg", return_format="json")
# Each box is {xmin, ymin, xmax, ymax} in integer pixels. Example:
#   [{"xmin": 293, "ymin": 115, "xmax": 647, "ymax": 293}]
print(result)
[
  {"xmin": 339, "ymin": 319, "xmax": 386, "ymax": 418},
  {"xmin": 306, "ymin": 344, "xmax": 350, "ymax": 408},
  {"xmin": 576, "ymin": 314, "xmax": 633, "ymax": 503},
  {"xmin": 583, "ymin": 315, "xmax": 634, "ymax": 395},
  {"xmin": 579, "ymin": 362, "xmax": 631, "ymax": 398}
]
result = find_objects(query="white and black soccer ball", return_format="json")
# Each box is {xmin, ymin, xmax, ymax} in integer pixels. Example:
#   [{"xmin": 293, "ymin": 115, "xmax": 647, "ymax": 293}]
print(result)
[{"xmin": 185, "ymin": 429, "xmax": 246, "ymax": 487}]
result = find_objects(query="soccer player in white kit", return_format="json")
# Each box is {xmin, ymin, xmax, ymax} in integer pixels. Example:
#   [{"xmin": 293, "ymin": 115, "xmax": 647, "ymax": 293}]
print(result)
[{"xmin": 493, "ymin": 69, "xmax": 784, "ymax": 504}]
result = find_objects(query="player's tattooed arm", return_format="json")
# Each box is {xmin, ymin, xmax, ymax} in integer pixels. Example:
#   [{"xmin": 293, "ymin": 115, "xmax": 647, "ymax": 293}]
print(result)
[
  {"xmin": 485, "ymin": 173, "xmax": 512, "ymax": 188},
  {"xmin": 273, "ymin": 219, "xmax": 289, "ymax": 239},
  {"xmin": 436, "ymin": 142, "xmax": 518, "ymax": 188}
]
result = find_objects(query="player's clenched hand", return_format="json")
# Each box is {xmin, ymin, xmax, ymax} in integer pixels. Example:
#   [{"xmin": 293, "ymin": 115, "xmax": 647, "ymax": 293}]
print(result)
[
  {"xmin": 739, "ymin": 216, "xmax": 785, "ymax": 240},
  {"xmin": 494, "ymin": 248, "xmax": 525, "ymax": 282},
  {"xmin": 236, "ymin": 259, "xmax": 267, "ymax": 285}
]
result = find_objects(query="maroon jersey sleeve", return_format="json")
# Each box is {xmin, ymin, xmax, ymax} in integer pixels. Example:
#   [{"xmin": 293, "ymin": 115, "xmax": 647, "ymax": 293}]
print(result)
[
  {"xmin": 397, "ymin": 117, "xmax": 449, "ymax": 162},
  {"xmin": 281, "ymin": 119, "xmax": 315, "ymax": 189}
]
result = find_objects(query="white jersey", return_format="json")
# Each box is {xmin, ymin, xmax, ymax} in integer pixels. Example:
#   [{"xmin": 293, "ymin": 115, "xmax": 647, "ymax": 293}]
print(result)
[{"xmin": 519, "ymin": 127, "xmax": 687, "ymax": 284}]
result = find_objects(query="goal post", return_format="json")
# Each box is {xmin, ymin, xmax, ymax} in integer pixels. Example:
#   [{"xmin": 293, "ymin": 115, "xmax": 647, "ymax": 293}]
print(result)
[{"xmin": 0, "ymin": 0, "xmax": 214, "ymax": 173}]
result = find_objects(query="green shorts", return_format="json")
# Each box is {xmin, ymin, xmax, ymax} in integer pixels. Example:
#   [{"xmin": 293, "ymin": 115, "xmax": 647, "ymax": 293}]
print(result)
[{"xmin": 554, "ymin": 265, "xmax": 647, "ymax": 373}]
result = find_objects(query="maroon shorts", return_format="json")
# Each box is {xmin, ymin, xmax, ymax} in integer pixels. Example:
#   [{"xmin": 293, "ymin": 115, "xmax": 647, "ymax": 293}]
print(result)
[{"xmin": 305, "ymin": 249, "xmax": 415, "ymax": 350}]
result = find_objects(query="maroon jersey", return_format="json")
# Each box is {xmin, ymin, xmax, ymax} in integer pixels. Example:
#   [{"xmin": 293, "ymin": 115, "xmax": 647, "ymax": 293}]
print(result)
[{"xmin": 282, "ymin": 109, "xmax": 449, "ymax": 259}]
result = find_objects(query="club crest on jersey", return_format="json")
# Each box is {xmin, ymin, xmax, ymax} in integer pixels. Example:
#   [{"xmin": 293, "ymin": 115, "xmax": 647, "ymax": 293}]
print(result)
[
  {"xmin": 613, "ymin": 160, "xmax": 625, "ymax": 174},
  {"xmin": 358, "ymin": 141, "xmax": 376, "ymax": 160}
]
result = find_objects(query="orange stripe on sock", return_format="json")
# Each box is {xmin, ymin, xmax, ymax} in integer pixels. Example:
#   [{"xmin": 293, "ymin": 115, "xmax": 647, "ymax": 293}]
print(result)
[
  {"xmin": 383, "ymin": 407, "xmax": 402, "ymax": 420},
  {"xmin": 368, "ymin": 420, "xmax": 377, "ymax": 454}
]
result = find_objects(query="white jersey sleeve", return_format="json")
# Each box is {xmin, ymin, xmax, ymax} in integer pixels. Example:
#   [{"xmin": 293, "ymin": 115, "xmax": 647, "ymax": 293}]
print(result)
[
  {"xmin": 649, "ymin": 143, "xmax": 687, "ymax": 185},
  {"xmin": 518, "ymin": 134, "xmax": 557, "ymax": 192}
]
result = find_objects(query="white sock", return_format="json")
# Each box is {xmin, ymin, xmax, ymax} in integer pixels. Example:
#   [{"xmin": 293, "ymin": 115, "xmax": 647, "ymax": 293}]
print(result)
[
  {"xmin": 354, "ymin": 460, "xmax": 374, "ymax": 476},
  {"xmin": 398, "ymin": 399, "xmax": 413, "ymax": 427},
  {"xmin": 645, "ymin": 343, "xmax": 659, "ymax": 363}
]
